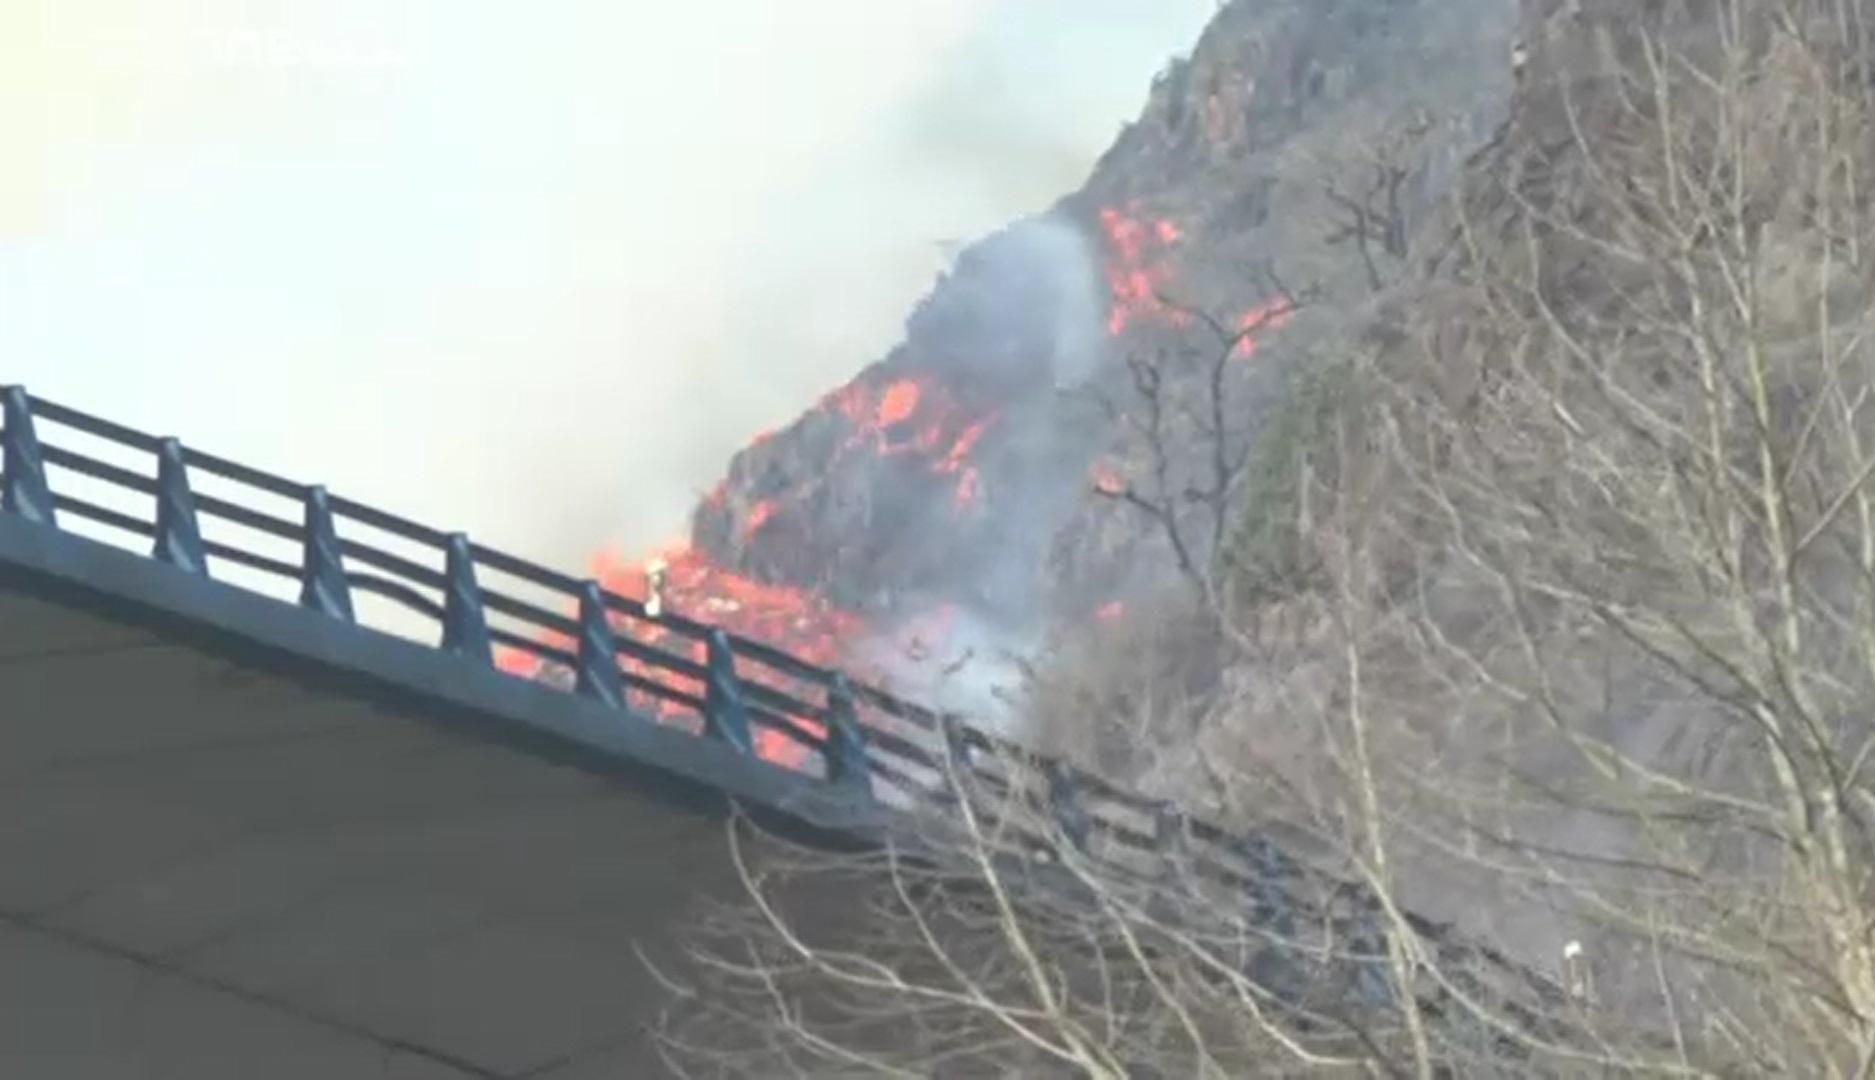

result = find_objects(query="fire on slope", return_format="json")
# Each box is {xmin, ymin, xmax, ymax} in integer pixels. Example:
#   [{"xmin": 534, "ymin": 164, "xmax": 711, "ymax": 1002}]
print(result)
[
  {"xmin": 1099, "ymin": 201, "xmax": 1297, "ymax": 352},
  {"xmin": 496, "ymin": 204, "xmax": 1295, "ymax": 770},
  {"xmin": 820, "ymin": 372, "xmax": 997, "ymax": 515},
  {"xmin": 496, "ymin": 370, "xmax": 1013, "ymax": 771},
  {"xmin": 1100, "ymin": 203, "xmax": 1187, "ymax": 336}
]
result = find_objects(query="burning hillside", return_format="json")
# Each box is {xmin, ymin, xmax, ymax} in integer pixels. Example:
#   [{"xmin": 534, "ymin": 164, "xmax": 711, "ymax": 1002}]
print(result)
[
  {"xmin": 504, "ymin": 0, "xmax": 1519, "ymax": 760},
  {"xmin": 674, "ymin": 198, "xmax": 1293, "ymax": 702}
]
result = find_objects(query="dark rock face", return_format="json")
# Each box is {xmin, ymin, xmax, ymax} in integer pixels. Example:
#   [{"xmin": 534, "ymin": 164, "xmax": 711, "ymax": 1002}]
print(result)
[
  {"xmin": 688, "ymin": 0, "xmax": 1522, "ymax": 654},
  {"xmin": 691, "ymin": 216, "xmax": 1108, "ymax": 631}
]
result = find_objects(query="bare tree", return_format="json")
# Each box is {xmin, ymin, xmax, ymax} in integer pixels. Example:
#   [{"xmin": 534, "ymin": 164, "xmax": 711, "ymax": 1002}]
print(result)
[
  {"xmin": 1319, "ymin": 115, "xmax": 1436, "ymax": 294},
  {"xmin": 650, "ymin": 729, "xmax": 1573, "ymax": 1079},
  {"xmin": 654, "ymin": 2, "xmax": 1875, "ymax": 1076},
  {"xmin": 1337, "ymin": 1, "xmax": 1875, "ymax": 1072},
  {"xmin": 1087, "ymin": 273, "xmax": 1308, "ymax": 605}
]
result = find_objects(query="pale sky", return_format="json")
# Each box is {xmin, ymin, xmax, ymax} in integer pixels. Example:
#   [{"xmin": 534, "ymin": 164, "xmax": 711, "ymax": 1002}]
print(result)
[{"xmin": 1, "ymin": 1, "xmax": 1215, "ymax": 571}]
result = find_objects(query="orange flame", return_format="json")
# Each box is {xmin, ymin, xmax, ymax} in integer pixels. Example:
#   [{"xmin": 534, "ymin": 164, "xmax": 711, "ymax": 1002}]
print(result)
[
  {"xmin": 940, "ymin": 418, "xmax": 990, "ymax": 471},
  {"xmin": 1096, "ymin": 601, "xmax": 1124, "ymax": 623},
  {"xmin": 1099, "ymin": 203, "xmax": 1184, "ymax": 337},
  {"xmin": 952, "ymin": 467, "xmax": 982, "ymax": 510},
  {"xmin": 826, "ymin": 381, "xmax": 874, "ymax": 427},
  {"xmin": 1090, "ymin": 461, "xmax": 1125, "ymax": 496},
  {"xmin": 1232, "ymin": 298, "xmax": 1296, "ymax": 359},
  {"xmin": 1098, "ymin": 205, "xmax": 1293, "ymax": 359},
  {"xmin": 742, "ymin": 499, "xmax": 777, "ymax": 540},
  {"xmin": 877, "ymin": 379, "xmax": 922, "ymax": 428}
]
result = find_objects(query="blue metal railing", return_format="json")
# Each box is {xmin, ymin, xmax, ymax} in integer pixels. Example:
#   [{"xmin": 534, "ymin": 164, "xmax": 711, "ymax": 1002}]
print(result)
[
  {"xmin": 0, "ymin": 385, "xmax": 1134, "ymax": 824},
  {"xmin": 0, "ymin": 383, "xmax": 1564, "ymax": 1035}
]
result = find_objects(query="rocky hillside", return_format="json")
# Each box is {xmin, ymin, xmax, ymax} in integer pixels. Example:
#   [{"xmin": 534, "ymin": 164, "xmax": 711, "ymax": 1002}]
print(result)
[{"xmin": 675, "ymin": 0, "xmax": 1523, "ymax": 690}]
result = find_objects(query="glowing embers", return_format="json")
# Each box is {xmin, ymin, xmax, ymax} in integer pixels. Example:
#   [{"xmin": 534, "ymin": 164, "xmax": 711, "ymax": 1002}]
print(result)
[
  {"xmin": 1095, "ymin": 203, "xmax": 1296, "ymax": 361},
  {"xmin": 1232, "ymin": 297, "xmax": 1296, "ymax": 359},
  {"xmin": 740, "ymin": 499, "xmax": 777, "ymax": 540},
  {"xmin": 1098, "ymin": 203, "xmax": 1186, "ymax": 337}
]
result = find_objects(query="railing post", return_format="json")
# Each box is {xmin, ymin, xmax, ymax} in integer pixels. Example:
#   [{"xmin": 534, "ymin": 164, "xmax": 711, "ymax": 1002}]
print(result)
[
  {"xmin": 703, "ymin": 629, "xmax": 753, "ymax": 755},
  {"xmin": 1153, "ymin": 800, "xmax": 1191, "ymax": 877},
  {"xmin": 441, "ymin": 533, "xmax": 492, "ymax": 665},
  {"xmin": 575, "ymin": 580, "xmax": 624, "ymax": 708},
  {"xmin": 939, "ymin": 712, "xmax": 974, "ymax": 778},
  {"xmin": 1, "ymin": 386, "xmax": 56, "ymax": 526},
  {"xmin": 1237, "ymin": 832, "xmax": 1299, "ymax": 941},
  {"xmin": 298, "ymin": 485, "xmax": 354, "ymax": 621},
  {"xmin": 1043, "ymin": 759, "xmax": 1092, "ymax": 853},
  {"xmin": 823, "ymin": 674, "xmax": 872, "ymax": 799},
  {"xmin": 1342, "ymin": 885, "xmax": 1393, "ymax": 1008},
  {"xmin": 153, "ymin": 438, "xmax": 208, "ymax": 576}
]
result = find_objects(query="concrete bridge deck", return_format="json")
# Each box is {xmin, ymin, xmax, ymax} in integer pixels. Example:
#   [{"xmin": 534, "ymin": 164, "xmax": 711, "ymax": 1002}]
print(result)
[{"xmin": 0, "ymin": 538, "xmax": 780, "ymax": 1079}]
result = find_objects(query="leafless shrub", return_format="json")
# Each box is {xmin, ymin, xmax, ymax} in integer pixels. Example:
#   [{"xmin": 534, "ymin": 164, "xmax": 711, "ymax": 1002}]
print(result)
[{"xmin": 658, "ymin": 2, "xmax": 1875, "ymax": 1075}]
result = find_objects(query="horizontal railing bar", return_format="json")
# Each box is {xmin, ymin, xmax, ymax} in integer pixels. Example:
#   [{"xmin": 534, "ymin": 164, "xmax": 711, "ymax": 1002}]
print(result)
[
  {"xmin": 27, "ymin": 396, "xmax": 164, "ymax": 451},
  {"xmin": 1064, "ymin": 768, "xmax": 1164, "ymax": 817},
  {"xmin": 852, "ymin": 683, "xmax": 940, "ymax": 733},
  {"xmin": 201, "ymin": 538, "xmax": 300, "ymax": 581},
  {"xmin": 327, "ymin": 492, "xmax": 451, "ymax": 549},
  {"xmin": 40, "ymin": 442, "xmax": 155, "ymax": 493},
  {"xmin": 613, "ymin": 635, "xmax": 710, "ymax": 685},
  {"xmin": 480, "ymin": 588, "xmax": 578, "ymax": 642},
  {"xmin": 610, "ymin": 636, "xmax": 706, "ymax": 685},
  {"xmin": 598, "ymin": 592, "xmax": 693, "ymax": 639},
  {"xmin": 337, "ymin": 539, "xmax": 445, "ymax": 592},
  {"xmin": 707, "ymin": 630, "xmax": 835, "ymax": 686},
  {"xmin": 956, "ymin": 724, "xmax": 1005, "ymax": 757},
  {"xmin": 1187, "ymin": 818, "xmax": 1246, "ymax": 849},
  {"xmin": 747, "ymin": 707, "xmax": 825, "ymax": 753},
  {"xmin": 1085, "ymin": 816, "xmax": 1158, "ymax": 854},
  {"xmin": 348, "ymin": 572, "xmax": 444, "ymax": 619},
  {"xmin": 181, "ymin": 446, "xmax": 307, "ymax": 501},
  {"xmin": 466, "ymin": 541, "xmax": 585, "ymax": 597},
  {"xmin": 49, "ymin": 492, "xmax": 156, "ymax": 539},
  {"xmin": 862, "ymin": 726, "xmax": 944, "ymax": 775},
  {"xmin": 192, "ymin": 491, "xmax": 304, "ymax": 547},
  {"xmin": 489, "ymin": 626, "xmax": 572, "ymax": 666},
  {"xmin": 863, "ymin": 756, "xmax": 926, "ymax": 801},
  {"xmin": 642, "ymin": 607, "xmax": 717, "ymax": 643},
  {"xmin": 730, "ymin": 679, "xmax": 826, "ymax": 726},
  {"xmin": 627, "ymin": 678, "xmax": 705, "ymax": 713}
]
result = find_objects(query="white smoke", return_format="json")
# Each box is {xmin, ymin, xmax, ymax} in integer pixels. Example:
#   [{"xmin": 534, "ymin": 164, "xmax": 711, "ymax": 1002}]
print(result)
[{"xmin": 3, "ymin": 1, "xmax": 1216, "ymax": 577}]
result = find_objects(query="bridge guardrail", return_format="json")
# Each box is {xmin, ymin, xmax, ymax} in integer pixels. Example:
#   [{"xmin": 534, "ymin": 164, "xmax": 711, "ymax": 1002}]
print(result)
[{"xmin": 0, "ymin": 383, "xmax": 1563, "ymax": 1030}]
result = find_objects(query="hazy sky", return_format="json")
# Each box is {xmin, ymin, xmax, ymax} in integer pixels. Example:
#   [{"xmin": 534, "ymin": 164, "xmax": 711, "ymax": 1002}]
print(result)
[{"xmin": 2, "ymin": 1, "xmax": 1215, "ymax": 570}]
